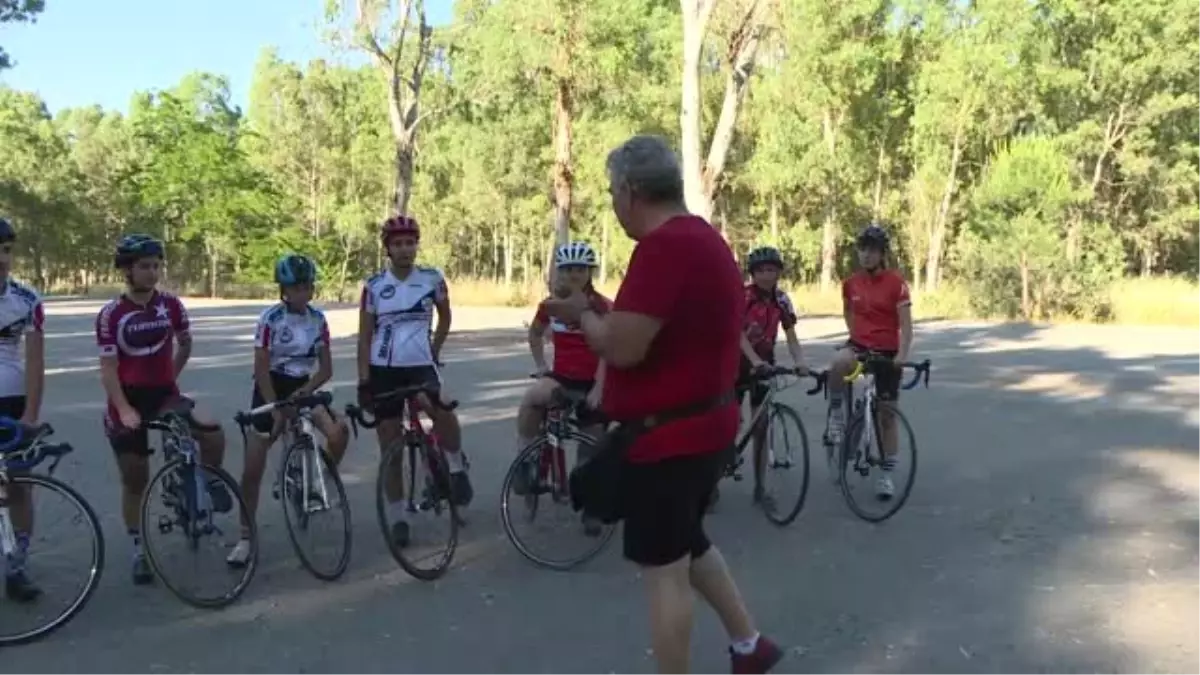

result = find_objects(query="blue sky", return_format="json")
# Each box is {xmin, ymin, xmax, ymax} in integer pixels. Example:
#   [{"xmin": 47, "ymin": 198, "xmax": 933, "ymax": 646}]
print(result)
[{"xmin": 0, "ymin": 0, "xmax": 455, "ymax": 115}]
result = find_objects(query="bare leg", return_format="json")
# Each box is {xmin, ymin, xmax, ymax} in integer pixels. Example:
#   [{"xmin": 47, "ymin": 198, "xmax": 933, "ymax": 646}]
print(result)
[{"xmin": 643, "ymin": 555, "xmax": 695, "ymax": 674}]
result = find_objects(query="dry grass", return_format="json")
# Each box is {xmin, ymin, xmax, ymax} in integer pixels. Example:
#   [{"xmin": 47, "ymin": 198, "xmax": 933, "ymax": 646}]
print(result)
[{"xmin": 46, "ymin": 275, "xmax": 1198, "ymax": 327}]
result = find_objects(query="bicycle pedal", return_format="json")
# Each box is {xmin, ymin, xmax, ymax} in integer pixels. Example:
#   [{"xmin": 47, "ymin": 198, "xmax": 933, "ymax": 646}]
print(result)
[{"xmin": 731, "ymin": 473, "xmax": 744, "ymax": 482}]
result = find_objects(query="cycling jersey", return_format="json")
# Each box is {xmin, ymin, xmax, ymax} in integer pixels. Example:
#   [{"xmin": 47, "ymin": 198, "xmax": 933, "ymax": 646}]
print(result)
[
  {"xmin": 253, "ymin": 302, "xmax": 330, "ymax": 378},
  {"xmin": 742, "ymin": 284, "xmax": 797, "ymax": 362},
  {"xmin": 843, "ymin": 269, "xmax": 911, "ymax": 352},
  {"xmin": 0, "ymin": 279, "xmax": 44, "ymax": 398},
  {"xmin": 360, "ymin": 266, "xmax": 447, "ymax": 368},
  {"xmin": 95, "ymin": 291, "xmax": 189, "ymax": 388},
  {"xmin": 533, "ymin": 291, "xmax": 611, "ymax": 382}
]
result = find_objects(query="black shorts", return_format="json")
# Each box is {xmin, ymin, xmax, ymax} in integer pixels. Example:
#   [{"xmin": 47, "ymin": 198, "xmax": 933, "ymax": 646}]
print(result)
[
  {"xmin": 843, "ymin": 340, "xmax": 901, "ymax": 401},
  {"xmin": 107, "ymin": 385, "xmax": 183, "ymax": 456},
  {"xmin": 623, "ymin": 447, "xmax": 730, "ymax": 567},
  {"xmin": 737, "ymin": 356, "xmax": 772, "ymax": 407},
  {"xmin": 368, "ymin": 365, "xmax": 442, "ymax": 420},
  {"xmin": 0, "ymin": 396, "xmax": 26, "ymax": 422},
  {"xmin": 249, "ymin": 372, "xmax": 333, "ymax": 435},
  {"xmin": 547, "ymin": 373, "xmax": 594, "ymax": 393}
]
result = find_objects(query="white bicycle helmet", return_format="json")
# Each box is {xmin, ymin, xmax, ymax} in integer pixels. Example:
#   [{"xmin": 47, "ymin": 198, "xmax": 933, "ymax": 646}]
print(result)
[{"xmin": 555, "ymin": 241, "xmax": 598, "ymax": 268}]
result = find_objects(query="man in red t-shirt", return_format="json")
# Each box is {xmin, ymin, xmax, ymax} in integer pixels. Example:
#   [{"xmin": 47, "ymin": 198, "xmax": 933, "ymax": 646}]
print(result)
[
  {"xmin": 543, "ymin": 135, "xmax": 782, "ymax": 674},
  {"xmin": 96, "ymin": 235, "xmax": 230, "ymax": 586},
  {"xmin": 515, "ymin": 241, "xmax": 610, "ymax": 531},
  {"xmin": 826, "ymin": 223, "xmax": 914, "ymax": 498}
]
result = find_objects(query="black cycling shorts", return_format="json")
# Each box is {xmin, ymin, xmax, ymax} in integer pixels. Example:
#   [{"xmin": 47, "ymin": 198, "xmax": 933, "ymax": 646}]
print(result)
[
  {"xmin": 368, "ymin": 365, "xmax": 442, "ymax": 420},
  {"xmin": 737, "ymin": 356, "xmax": 772, "ymax": 407},
  {"xmin": 107, "ymin": 385, "xmax": 184, "ymax": 456},
  {"xmin": 249, "ymin": 372, "xmax": 334, "ymax": 435},
  {"xmin": 0, "ymin": 396, "xmax": 26, "ymax": 423},
  {"xmin": 622, "ymin": 447, "xmax": 730, "ymax": 567},
  {"xmin": 547, "ymin": 373, "xmax": 594, "ymax": 394},
  {"xmin": 844, "ymin": 340, "xmax": 901, "ymax": 401}
]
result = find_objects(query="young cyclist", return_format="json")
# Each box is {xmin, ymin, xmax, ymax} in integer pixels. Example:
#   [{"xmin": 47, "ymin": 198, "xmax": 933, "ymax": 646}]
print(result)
[
  {"xmin": 516, "ymin": 242, "xmax": 610, "ymax": 531},
  {"xmin": 826, "ymin": 223, "xmax": 914, "ymax": 498},
  {"xmin": 96, "ymin": 234, "xmax": 231, "ymax": 585},
  {"xmin": 226, "ymin": 254, "xmax": 350, "ymax": 568},
  {"xmin": 739, "ymin": 246, "xmax": 808, "ymax": 505},
  {"xmin": 356, "ymin": 215, "xmax": 472, "ymax": 549},
  {"xmin": 0, "ymin": 218, "xmax": 46, "ymax": 602}
]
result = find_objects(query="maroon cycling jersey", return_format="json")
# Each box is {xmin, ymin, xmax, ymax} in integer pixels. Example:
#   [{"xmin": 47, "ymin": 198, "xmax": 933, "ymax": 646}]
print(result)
[
  {"xmin": 743, "ymin": 284, "xmax": 797, "ymax": 361},
  {"xmin": 95, "ymin": 291, "xmax": 190, "ymax": 388},
  {"xmin": 533, "ymin": 291, "xmax": 612, "ymax": 382}
]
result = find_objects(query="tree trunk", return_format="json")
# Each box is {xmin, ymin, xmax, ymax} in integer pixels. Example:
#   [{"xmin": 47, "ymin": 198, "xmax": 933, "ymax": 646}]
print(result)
[
  {"xmin": 679, "ymin": 0, "xmax": 715, "ymax": 219},
  {"xmin": 769, "ymin": 191, "xmax": 779, "ymax": 240},
  {"xmin": 925, "ymin": 124, "xmax": 964, "ymax": 292},
  {"xmin": 872, "ymin": 142, "xmax": 887, "ymax": 217},
  {"xmin": 1020, "ymin": 251, "xmax": 1030, "ymax": 320},
  {"xmin": 550, "ymin": 12, "xmax": 576, "ymax": 248},
  {"xmin": 818, "ymin": 107, "xmax": 842, "ymax": 291},
  {"xmin": 503, "ymin": 221, "xmax": 514, "ymax": 285}
]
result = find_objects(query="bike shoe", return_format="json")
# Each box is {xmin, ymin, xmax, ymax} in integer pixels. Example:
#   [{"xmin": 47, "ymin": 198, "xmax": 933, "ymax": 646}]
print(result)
[
  {"xmin": 5, "ymin": 571, "xmax": 43, "ymax": 603},
  {"xmin": 132, "ymin": 555, "xmax": 154, "ymax": 586}
]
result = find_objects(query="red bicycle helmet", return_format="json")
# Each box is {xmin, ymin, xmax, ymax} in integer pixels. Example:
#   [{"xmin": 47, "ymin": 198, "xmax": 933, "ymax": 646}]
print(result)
[{"xmin": 381, "ymin": 215, "xmax": 420, "ymax": 243}]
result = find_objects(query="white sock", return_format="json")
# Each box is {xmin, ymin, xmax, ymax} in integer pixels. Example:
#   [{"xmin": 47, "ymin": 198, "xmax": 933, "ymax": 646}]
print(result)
[
  {"xmin": 445, "ymin": 451, "xmax": 465, "ymax": 474},
  {"xmin": 732, "ymin": 632, "xmax": 760, "ymax": 655},
  {"xmin": 388, "ymin": 500, "xmax": 408, "ymax": 523}
]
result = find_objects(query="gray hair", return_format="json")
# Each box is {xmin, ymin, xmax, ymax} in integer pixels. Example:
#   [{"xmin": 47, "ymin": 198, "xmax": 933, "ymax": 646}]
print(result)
[{"xmin": 605, "ymin": 135, "xmax": 685, "ymax": 204}]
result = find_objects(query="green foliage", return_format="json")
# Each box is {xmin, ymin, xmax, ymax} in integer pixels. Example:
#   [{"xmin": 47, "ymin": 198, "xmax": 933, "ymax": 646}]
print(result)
[{"xmin": 0, "ymin": 0, "xmax": 1192, "ymax": 321}]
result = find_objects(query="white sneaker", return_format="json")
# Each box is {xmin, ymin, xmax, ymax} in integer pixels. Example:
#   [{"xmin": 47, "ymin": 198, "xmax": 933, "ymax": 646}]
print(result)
[
  {"xmin": 875, "ymin": 474, "xmax": 895, "ymax": 500},
  {"xmin": 225, "ymin": 538, "xmax": 252, "ymax": 568},
  {"xmin": 826, "ymin": 447, "xmax": 840, "ymax": 485},
  {"xmin": 826, "ymin": 408, "xmax": 845, "ymax": 446}
]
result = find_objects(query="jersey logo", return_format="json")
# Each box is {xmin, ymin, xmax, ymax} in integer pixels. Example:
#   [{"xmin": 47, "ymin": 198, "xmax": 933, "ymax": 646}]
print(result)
[
  {"xmin": 380, "ymin": 285, "xmax": 397, "ymax": 300},
  {"xmin": 278, "ymin": 326, "xmax": 294, "ymax": 344},
  {"xmin": 117, "ymin": 304, "xmax": 172, "ymax": 357},
  {"xmin": 421, "ymin": 296, "xmax": 433, "ymax": 311}
]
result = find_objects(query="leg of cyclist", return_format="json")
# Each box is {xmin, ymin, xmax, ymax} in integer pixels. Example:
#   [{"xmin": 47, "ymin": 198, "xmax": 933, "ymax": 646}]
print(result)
[
  {"xmin": 419, "ymin": 379, "xmax": 472, "ymax": 506},
  {"xmin": 108, "ymin": 419, "xmax": 154, "ymax": 585},
  {"xmin": 185, "ymin": 401, "xmax": 232, "ymax": 514},
  {"xmin": 227, "ymin": 381, "xmax": 284, "ymax": 567},
  {"xmin": 873, "ymin": 359, "xmax": 902, "ymax": 499},
  {"xmin": 311, "ymin": 405, "xmax": 349, "ymax": 466},
  {"xmin": 749, "ymin": 382, "xmax": 770, "ymax": 504},
  {"xmin": 513, "ymin": 376, "xmax": 559, "ymax": 495},
  {"xmin": 1, "ymin": 396, "xmax": 39, "ymax": 601},
  {"xmin": 825, "ymin": 344, "xmax": 859, "ymax": 481},
  {"xmin": 370, "ymin": 366, "xmax": 411, "ymax": 547}
]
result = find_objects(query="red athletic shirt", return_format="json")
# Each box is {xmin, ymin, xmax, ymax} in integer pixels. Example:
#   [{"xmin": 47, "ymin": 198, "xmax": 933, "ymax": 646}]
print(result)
[
  {"xmin": 602, "ymin": 215, "xmax": 742, "ymax": 464},
  {"xmin": 95, "ymin": 291, "xmax": 190, "ymax": 388},
  {"xmin": 842, "ymin": 269, "xmax": 911, "ymax": 351},
  {"xmin": 743, "ymin": 284, "xmax": 798, "ymax": 361},
  {"xmin": 533, "ymin": 291, "xmax": 612, "ymax": 382}
]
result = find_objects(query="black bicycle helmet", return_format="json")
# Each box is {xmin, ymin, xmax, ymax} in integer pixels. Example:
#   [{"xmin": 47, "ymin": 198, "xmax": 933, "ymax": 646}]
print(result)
[
  {"xmin": 274, "ymin": 254, "xmax": 318, "ymax": 286},
  {"xmin": 856, "ymin": 223, "xmax": 890, "ymax": 251},
  {"xmin": 0, "ymin": 218, "xmax": 15, "ymax": 244},
  {"xmin": 114, "ymin": 234, "xmax": 165, "ymax": 268},
  {"xmin": 747, "ymin": 246, "xmax": 784, "ymax": 272}
]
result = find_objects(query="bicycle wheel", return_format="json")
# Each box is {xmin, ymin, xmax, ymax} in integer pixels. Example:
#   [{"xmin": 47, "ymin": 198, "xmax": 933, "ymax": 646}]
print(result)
[
  {"xmin": 0, "ymin": 474, "xmax": 104, "ymax": 646},
  {"xmin": 374, "ymin": 440, "xmax": 458, "ymax": 581},
  {"xmin": 500, "ymin": 433, "xmax": 616, "ymax": 571},
  {"xmin": 758, "ymin": 402, "xmax": 812, "ymax": 527},
  {"xmin": 141, "ymin": 459, "xmax": 258, "ymax": 608},
  {"xmin": 839, "ymin": 401, "xmax": 918, "ymax": 523},
  {"xmin": 279, "ymin": 440, "xmax": 352, "ymax": 582}
]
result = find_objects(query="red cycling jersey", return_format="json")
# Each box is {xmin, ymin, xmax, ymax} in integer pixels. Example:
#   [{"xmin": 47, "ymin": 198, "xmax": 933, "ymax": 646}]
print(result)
[
  {"xmin": 602, "ymin": 215, "xmax": 741, "ymax": 464},
  {"xmin": 842, "ymin": 269, "xmax": 911, "ymax": 351},
  {"xmin": 743, "ymin": 284, "xmax": 798, "ymax": 362},
  {"xmin": 533, "ymin": 291, "xmax": 612, "ymax": 382},
  {"xmin": 95, "ymin": 291, "xmax": 190, "ymax": 388}
]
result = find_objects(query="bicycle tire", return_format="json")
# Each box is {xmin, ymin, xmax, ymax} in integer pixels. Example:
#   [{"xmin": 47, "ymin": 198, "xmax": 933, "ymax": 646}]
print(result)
[
  {"xmin": 839, "ymin": 401, "xmax": 919, "ymax": 523},
  {"xmin": 759, "ymin": 402, "xmax": 812, "ymax": 527},
  {"xmin": 279, "ymin": 441, "xmax": 352, "ymax": 582},
  {"xmin": 0, "ymin": 474, "xmax": 105, "ymax": 646},
  {"xmin": 500, "ymin": 432, "xmax": 616, "ymax": 571},
  {"xmin": 141, "ymin": 459, "xmax": 258, "ymax": 608},
  {"xmin": 374, "ymin": 439, "xmax": 459, "ymax": 581}
]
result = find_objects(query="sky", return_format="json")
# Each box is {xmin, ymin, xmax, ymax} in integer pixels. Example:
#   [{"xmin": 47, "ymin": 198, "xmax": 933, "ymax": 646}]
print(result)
[{"xmin": 0, "ymin": 0, "xmax": 456, "ymax": 115}]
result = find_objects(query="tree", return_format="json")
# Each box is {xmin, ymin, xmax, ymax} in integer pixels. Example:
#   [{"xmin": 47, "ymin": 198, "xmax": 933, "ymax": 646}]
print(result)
[{"xmin": 0, "ymin": 0, "xmax": 44, "ymax": 70}]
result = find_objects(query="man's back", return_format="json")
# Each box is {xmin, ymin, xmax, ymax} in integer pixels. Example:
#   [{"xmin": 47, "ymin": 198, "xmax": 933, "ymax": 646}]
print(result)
[{"xmin": 603, "ymin": 215, "xmax": 742, "ymax": 463}]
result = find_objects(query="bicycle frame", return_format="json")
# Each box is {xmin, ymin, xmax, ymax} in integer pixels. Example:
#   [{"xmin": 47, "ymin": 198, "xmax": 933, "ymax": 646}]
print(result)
[{"xmin": 279, "ymin": 410, "xmax": 332, "ymax": 513}]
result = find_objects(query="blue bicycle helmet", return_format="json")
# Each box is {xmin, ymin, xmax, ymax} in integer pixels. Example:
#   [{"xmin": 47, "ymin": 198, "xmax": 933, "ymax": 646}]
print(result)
[
  {"xmin": 0, "ymin": 218, "xmax": 15, "ymax": 243},
  {"xmin": 114, "ymin": 234, "xmax": 165, "ymax": 268},
  {"xmin": 274, "ymin": 254, "xmax": 317, "ymax": 286}
]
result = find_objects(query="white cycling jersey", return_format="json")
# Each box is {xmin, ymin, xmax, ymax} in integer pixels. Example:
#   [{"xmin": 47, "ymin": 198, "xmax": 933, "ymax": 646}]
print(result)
[
  {"xmin": 360, "ymin": 266, "xmax": 448, "ymax": 368},
  {"xmin": 0, "ymin": 279, "xmax": 44, "ymax": 398},
  {"xmin": 253, "ymin": 302, "xmax": 330, "ymax": 378}
]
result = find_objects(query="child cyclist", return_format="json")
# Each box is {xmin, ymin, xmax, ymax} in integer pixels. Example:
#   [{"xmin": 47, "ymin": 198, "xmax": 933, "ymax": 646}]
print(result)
[
  {"xmin": 739, "ymin": 246, "xmax": 809, "ymax": 505},
  {"xmin": 514, "ymin": 242, "xmax": 610, "ymax": 532},
  {"xmin": 227, "ymin": 254, "xmax": 350, "ymax": 567}
]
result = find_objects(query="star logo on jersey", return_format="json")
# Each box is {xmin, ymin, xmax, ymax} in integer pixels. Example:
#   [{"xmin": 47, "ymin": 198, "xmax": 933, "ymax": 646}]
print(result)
[
  {"xmin": 380, "ymin": 285, "xmax": 396, "ymax": 300},
  {"xmin": 154, "ymin": 302, "xmax": 170, "ymax": 320}
]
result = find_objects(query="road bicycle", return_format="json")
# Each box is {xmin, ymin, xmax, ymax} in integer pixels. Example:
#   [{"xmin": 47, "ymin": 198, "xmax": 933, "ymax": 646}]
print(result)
[
  {"xmin": 345, "ymin": 384, "xmax": 465, "ymax": 581},
  {"xmin": 139, "ymin": 398, "xmax": 256, "ymax": 608},
  {"xmin": 500, "ymin": 377, "xmax": 615, "ymax": 571},
  {"xmin": 719, "ymin": 365, "xmax": 824, "ymax": 526},
  {"xmin": 234, "ymin": 390, "xmax": 352, "ymax": 581},
  {"xmin": 0, "ymin": 420, "xmax": 103, "ymax": 645},
  {"xmin": 820, "ymin": 353, "xmax": 932, "ymax": 522}
]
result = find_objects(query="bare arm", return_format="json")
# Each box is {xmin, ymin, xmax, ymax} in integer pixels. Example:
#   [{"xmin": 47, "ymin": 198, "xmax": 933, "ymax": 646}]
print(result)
[
  {"xmin": 740, "ymin": 333, "xmax": 766, "ymax": 367},
  {"xmin": 897, "ymin": 303, "xmax": 914, "ymax": 362},
  {"xmin": 22, "ymin": 330, "xmax": 43, "ymax": 424},
  {"xmin": 253, "ymin": 348, "xmax": 278, "ymax": 403},
  {"xmin": 784, "ymin": 325, "xmax": 806, "ymax": 368},
  {"xmin": 299, "ymin": 347, "xmax": 333, "ymax": 395},
  {"xmin": 173, "ymin": 332, "xmax": 192, "ymax": 378},
  {"xmin": 842, "ymin": 296, "xmax": 853, "ymax": 335},
  {"xmin": 432, "ymin": 297, "xmax": 451, "ymax": 362},
  {"xmin": 528, "ymin": 319, "xmax": 548, "ymax": 371},
  {"xmin": 580, "ymin": 310, "xmax": 661, "ymax": 369},
  {"xmin": 100, "ymin": 357, "xmax": 131, "ymax": 412},
  {"xmin": 356, "ymin": 308, "xmax": 373, "ymax": 382}
]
